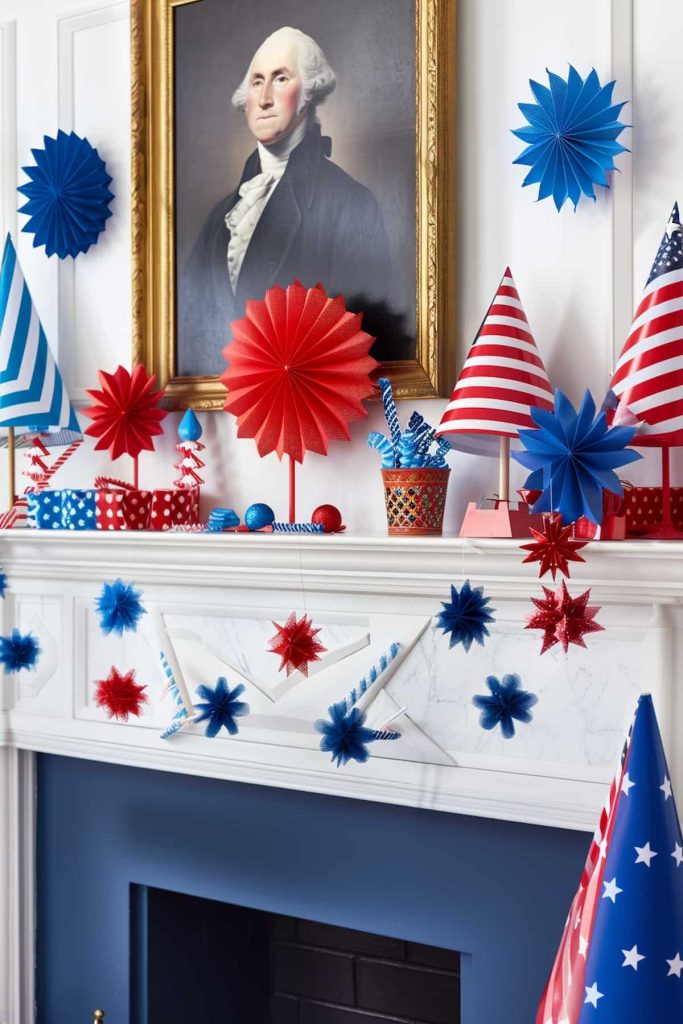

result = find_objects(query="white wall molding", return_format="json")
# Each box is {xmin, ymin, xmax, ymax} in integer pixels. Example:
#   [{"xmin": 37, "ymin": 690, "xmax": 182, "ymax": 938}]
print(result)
[
  {"xmin": 56, "ymin": 1, "xmax": 129, "ymax": 401},
  {"xmin": 0, "ymin": 748, "xmax": 35, "ymax": 1024},
  {"xmin": 0, "ymin": 19, "xmax": 17, "ymax": 247},
  {"xmin": 611, "ymin": 0, "xmax": 635, "ymax": 371}
]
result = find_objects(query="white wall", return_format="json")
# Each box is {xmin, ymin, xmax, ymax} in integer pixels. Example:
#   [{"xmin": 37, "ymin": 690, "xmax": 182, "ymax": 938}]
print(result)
[{"xmin": 0, "ymin": 0, "xmax": 680, "ymax": 533}]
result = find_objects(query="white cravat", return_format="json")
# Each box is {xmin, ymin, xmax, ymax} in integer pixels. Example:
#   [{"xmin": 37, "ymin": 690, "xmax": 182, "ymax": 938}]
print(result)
[{"xmin": 226, "ymin": 120, "xmax": 309, "ymax": 290}]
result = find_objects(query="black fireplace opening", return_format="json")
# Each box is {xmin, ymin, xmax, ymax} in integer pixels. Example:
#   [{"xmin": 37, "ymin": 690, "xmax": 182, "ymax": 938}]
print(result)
[{"xmin": 132, "ymin": 886, "xmax": 461, "ymax": 1024}]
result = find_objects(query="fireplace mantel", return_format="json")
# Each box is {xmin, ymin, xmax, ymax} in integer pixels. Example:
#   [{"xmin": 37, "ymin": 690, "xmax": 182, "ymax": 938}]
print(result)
[
  {"xmin": 1, "ymin": 530, "xmax": 683, "ymax": 1022},
  {"xmin": 1, "ymin": 531, "xmax": 682, "ymax": 832}
]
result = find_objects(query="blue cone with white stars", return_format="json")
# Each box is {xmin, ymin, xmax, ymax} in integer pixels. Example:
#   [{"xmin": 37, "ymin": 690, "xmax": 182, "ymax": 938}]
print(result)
[
  {"xmin": 434, "ymin": 579, "xmax": 495, "ymax": 652},
  {"xmin": 537, "ymin": 694, "xmax": 683, "ymax": 1020}
]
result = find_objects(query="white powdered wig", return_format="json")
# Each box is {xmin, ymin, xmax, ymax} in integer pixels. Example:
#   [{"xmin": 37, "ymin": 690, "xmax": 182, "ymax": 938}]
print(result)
[{"xmin": 232, "ymin": 26, "xmax": 337, "ymax": 114}]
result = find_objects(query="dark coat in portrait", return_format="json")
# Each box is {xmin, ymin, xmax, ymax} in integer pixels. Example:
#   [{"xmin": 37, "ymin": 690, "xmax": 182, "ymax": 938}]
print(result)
[{"xmin": 178, "ymin": 125, "xmax": 401, "ymax": 376}]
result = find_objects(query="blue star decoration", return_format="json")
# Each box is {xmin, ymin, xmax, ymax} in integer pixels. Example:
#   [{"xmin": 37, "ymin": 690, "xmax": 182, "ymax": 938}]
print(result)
[
  {"xmin": 18, "ymin": 130, "xmax": 114, "ymax": 258},
  {"xmin": 0, "ymin": 570, "xmax": 6, "ymax": 599},
  {"xmin": 434, "ymin": 579, "xmax": 496, "ymax": 652},
  {"xmin": 315, "ymin": 701, "xmax": 400, "ymax": 768},
  {"xmin": 472, "ymin": 674, "xmax": 538, "ymax": 739},
  {"xmin": 193, "ymin": 677, "xmax": 250, "ymax": 738},
  {"xmin": 0, "ymin": 629, "xmax": 41, "ymax": 673},
  {"xmin": 96, "ymin": 579, "xmax": 146, "ymax": 637},
  {"xmin": 512, "ymin": 388, "xmax": 641, "ymax": 525},
  {"xmin": 512, "ymin": 65, "xmax": 629, "ymax": 211}
]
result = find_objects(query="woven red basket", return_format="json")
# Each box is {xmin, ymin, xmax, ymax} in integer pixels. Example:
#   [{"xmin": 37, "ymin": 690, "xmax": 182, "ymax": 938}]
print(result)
[{"xmin": 381, "ymin": 468, "xmax": 450, "ymax": 536}]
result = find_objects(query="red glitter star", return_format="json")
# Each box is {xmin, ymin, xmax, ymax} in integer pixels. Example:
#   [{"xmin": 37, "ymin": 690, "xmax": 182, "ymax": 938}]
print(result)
[
  {"xmin": 527, "ymin": 580, "xmax": 604, "ymax": 654},
  {"xmin": 520, "ymin": 515, "xmax": 588, "ymax": 580},
  {"xmin": 94, "ymin": 666, "xmax": 148, "ymax": 720},
  {"xmin": 269, "ymin": 612, "xmax": 327, "ymax": 676}
]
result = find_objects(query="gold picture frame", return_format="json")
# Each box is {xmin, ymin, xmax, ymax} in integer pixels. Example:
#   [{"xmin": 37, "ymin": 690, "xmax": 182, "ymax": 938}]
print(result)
[{"xmin": 130, "ymin": 0, "xmax": 456, "ymax": 409}]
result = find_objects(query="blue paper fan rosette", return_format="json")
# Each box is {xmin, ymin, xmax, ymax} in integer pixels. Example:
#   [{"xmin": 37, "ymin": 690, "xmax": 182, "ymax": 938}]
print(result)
[
  {"xmin": 18, "ymin": 130, "xmax": 114, "ymax": 258},
  {"xmin": 512, "ymin": 65, "xmax": 629, "ymax": 211}
]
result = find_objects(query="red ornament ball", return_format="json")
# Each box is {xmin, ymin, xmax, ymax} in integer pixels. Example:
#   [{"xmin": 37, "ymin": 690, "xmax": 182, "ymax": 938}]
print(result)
[{"xmin": 311, "ymin": 504, "xmax": 343, "ymax": 533}]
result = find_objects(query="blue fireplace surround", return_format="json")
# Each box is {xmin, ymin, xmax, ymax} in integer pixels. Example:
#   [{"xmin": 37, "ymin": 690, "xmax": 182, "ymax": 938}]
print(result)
[{"xmin": 36, "ymin": 754, "xmax": 589, "ymax": 1023}]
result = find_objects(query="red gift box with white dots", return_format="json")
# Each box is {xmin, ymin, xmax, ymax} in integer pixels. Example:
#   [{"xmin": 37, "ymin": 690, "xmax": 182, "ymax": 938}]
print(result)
[
  {"xmin": 149, "ymin": 488, "xmax": 199, "ymax": 531},
  {"xmin": 96, "ymin": 488, "xmax": 153, "ymax": 530},
  {"xmin": 624, "ymin": 486, "xmax": 683, "ymax": 535}
]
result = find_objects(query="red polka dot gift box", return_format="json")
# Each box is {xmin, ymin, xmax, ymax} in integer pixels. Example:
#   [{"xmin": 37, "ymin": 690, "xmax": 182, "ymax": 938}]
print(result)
[{"xmin": 149, "ymin": 487, "xmax": 199, "ymax": 531}]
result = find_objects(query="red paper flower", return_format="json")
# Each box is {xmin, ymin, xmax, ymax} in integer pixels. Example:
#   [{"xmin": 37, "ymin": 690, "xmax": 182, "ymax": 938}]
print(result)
[
  {"xmin": 94, "ymin": 665, "xmax": 148, "ymax": 720},
  {"xmin": 520, "ymin": 516, "xmax": 588, "ymax": 580},
  {"xmin": 83, "ymin": 365, "xmax": 167, "ymax": 461},
  {"xmin": 221, "ymin": 281, "xmax": 378, "ymax": 463},
  {"xmin": 527, "ymin": 581, "xmax": 604, "ymax": 654},
  {"xmin": 269, "ymin": 612, "xmax": 327, "ymax": 676}
]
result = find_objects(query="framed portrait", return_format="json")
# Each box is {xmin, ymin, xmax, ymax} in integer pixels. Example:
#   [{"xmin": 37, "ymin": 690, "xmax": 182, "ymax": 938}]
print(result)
[{"xmin": 131, "ymin": 0, "xmax": 456, "ymax": 408}]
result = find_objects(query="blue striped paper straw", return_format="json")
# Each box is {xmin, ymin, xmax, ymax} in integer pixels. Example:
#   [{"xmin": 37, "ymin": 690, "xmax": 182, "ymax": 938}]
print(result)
[
  {"xmin": 272, "ymin": 522, "xmax": 325, "ymax": 533},
  {"xmin": 378, "ymin": 378, "xmax": 401, "ymax": 450},
  {"xmin": 344, "ymin": 642, "xmax": 401, "ymax": 712}
]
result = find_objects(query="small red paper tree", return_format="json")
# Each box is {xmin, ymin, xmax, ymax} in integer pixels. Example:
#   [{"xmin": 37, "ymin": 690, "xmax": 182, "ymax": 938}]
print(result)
[
  {"xmin": 221, "ymin": 281, "xmax": 378, "ymax": 521},
  {"xmin": 83, "ymin": 365, "xmax": 167, "ymax": 488}
]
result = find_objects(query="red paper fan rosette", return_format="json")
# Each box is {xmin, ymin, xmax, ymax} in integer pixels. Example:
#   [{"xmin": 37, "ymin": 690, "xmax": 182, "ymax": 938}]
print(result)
[{"xmin": 221, "ymin": 281, "xmax": 378, "ymax": 464}]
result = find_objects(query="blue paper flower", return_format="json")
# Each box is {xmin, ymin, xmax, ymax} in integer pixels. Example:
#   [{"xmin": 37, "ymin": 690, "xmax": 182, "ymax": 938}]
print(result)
[
  {"xmin": 315, "ymin": 702, "xmax": 383, "ymax": 767},
  {"xmin": 0, "ymin": 629, "xmax": 40, "ymax": 673},
  {"xmin": 0, "ymin": 571, "xmax": 6, "ymax": 599},
  {"xmin": 96, "ymin": 579, "xmax": 146, "ymax": 637},
  {"xmin": 472, "ymin": 674, "xmax": 538, "ymax": 739},
  {"xmin": 18, "ymin": 130, "xmax": 114, "ymax": 258},
  {"xmin": 193, "ymin": 677, "xmax": 250, "ymax": 737},
  {"xmin": 512, "ymin": 66, "xmax": 629, "ymax": 211},
  {"xmin": 435, "ymin": 580, "xmax": 496, "ymax": 652},
  {"xmin": 512, "ymin": 389, "xmax": 641, "ymax": 524}
]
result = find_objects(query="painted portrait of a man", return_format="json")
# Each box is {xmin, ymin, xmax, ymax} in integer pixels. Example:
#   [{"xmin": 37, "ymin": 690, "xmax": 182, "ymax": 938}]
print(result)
[{"xmin": 174, "ymin": 0, "xmax": 416, "ymax": 378}]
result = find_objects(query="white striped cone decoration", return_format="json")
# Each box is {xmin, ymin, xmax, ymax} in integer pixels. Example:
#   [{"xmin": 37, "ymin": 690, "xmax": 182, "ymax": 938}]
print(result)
[{"xmin": 435, "ymin": 268, "xmax": 554, "ymax": 456}]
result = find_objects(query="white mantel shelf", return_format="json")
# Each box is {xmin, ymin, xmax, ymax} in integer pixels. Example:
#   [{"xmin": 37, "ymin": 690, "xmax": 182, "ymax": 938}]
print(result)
[
  {"xmin": 1, "ymin": 530, "xmax": 683, "ymax": 837},
  {"xmin": 0, "ymin": 530, "xmax": 682, "ymax": 599}
]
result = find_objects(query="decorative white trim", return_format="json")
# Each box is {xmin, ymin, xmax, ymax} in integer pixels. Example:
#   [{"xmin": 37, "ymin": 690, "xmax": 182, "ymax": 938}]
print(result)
[
  {"xmin": 611, "ymin": 0, "xmax": 634, "ymax": 371},
  {"xmin": 0, "ymin": 748, "xmax": 35, "ymax": 1024},
  {"xmin": 56, "ymin": 1, "xmax": 128, "ymax": 403},
  {"xmin": 0, "ymin": 20, "xmax": 17, "ymax": 247}
]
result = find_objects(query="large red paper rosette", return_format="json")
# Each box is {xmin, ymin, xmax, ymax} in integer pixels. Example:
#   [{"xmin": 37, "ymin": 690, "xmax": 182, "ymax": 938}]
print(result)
[
  {"xmin": 83, "ymin": 365, "xmax": 167, "ymax": 461},
  {"xmin": 221, "ymin": 281, "xmax": 379, "ymax": 463}
]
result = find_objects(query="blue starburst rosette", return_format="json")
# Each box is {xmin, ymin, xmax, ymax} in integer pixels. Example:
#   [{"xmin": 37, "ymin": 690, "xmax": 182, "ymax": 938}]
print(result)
[
  {"xmin": 512, "ymin": 65, "xmax": 629, "ymax": 211},
  {"xmin": 18, "ymin": 130, "xmax": 114, "ymax": 258}
]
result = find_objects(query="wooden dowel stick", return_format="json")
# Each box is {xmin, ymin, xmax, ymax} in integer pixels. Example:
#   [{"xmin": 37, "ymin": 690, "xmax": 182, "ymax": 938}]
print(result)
[{"xmin": 498, "ymin": 435, "xmax": 510, "ymax": 503}]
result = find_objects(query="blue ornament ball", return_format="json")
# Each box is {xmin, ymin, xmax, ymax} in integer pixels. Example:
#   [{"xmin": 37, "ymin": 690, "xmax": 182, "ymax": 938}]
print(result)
[{"xmin": 245, "ymin": 502, "xmax": 275, "ymax": 531}]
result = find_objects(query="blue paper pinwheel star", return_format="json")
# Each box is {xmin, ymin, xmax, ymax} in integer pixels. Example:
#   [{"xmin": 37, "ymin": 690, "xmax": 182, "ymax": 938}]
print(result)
[
  {"xmin": 18, "ymin": 130, "xmax": 114, "ymax": 258},
  {"xmin": 315, "ymin": 701, "xmax": 399, "ymax": 768},
  {"xmin": 512, "ymin": 389, "xmax": 641, "ymax": 525},
  {"xmin": 193, "ymin": 677, "xmax": 250, "ymax": 738},
  {"xmin": 472, "ymin": 673, "xmax": 538, "ymax": 739},
  {"xmin": 0, "ymin": 629, "xmax": 40, "ymax": 673},
  {"xmin": 512, "ymin": 65, "xmax": 629, "ymax": 211},
  {"xmin": 435, "ymin": 579, "xmax": 495, "ymax": 652},
  {"xmin": 96, "ymin": 579, "xmax": 146, "ymax": 637}
]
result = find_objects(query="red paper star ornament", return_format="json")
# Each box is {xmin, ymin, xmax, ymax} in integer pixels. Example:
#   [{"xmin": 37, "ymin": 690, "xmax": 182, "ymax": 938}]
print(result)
[
  {"xmin": 520, "ymin": 515, "xmax": 588, "ymax": 580},
  {"xmin": 527, "ymin": 580, "xmax": 604, "ymax": 654},
  {"xmin": 94, "ymin": 666, "xmax": 148, "ymax": 720},
  {"xmin": 269, "ymin": 612, "xmax": 327, "ymax": 676}
]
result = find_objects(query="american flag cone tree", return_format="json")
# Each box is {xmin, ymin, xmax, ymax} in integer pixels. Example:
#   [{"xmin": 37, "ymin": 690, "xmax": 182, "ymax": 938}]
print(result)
[
  {"xmin": 610, "ymin": 203, "xmax": 683, "ymax": 537},
  {"xmin": 435, "ymin": 268, "xmax": 554, "ymax": 535},
  {"xmin": 536, "ymin": 694, "xmax": 683, "ymax": 1022}
]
